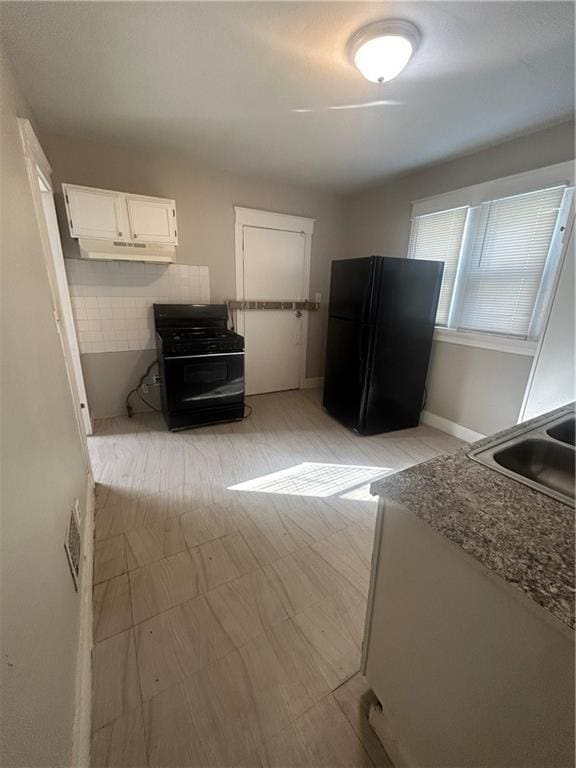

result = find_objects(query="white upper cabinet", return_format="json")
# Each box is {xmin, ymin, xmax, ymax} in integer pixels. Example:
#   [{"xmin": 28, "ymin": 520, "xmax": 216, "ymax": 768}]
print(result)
[
  {"xmin": 64, "ymin": 185, "xmax": 128, "ymax": 241},
  {"xmin": 126, "ymin": 195, "xmax": 178, "ymax": 245},
  {"xmin": 62, "ymin": 184, "xmax": 178, "ymax": 246}
]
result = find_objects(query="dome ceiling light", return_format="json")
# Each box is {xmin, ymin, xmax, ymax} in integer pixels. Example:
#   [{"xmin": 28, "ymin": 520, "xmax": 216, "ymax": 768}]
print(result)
[{"xmin": 349, "ymin": 19, "xmax": 421, "ymax": 83}]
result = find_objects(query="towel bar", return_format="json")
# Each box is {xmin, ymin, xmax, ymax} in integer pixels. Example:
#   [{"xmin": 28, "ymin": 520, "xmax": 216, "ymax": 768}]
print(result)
[{"xmin": 226, "ymin": 300, "xmax": 319, "ymax": 311}]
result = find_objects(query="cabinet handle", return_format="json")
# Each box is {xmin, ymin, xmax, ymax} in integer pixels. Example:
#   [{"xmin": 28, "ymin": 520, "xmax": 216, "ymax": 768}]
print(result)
[
  {"xmin": 118, "ymin": 231, "xmax": 123, "ymax": 237},
  {"xmin": 133, "ymin": 233, "xmax": 138, "ymax": 238}
]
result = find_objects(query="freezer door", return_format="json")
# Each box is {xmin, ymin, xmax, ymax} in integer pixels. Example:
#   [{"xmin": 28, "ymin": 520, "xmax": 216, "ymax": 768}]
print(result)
[
  {"xmin": 328, "ymin": 257, "xmax": 378, "ymax": 323},
  {"xmin": 323, "ymin": 317, "xmax": 372, "ymax": 432}
]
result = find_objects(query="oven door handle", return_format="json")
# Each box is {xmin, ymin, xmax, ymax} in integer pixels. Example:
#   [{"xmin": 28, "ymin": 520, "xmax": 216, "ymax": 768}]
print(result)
[{"xmin": 164, "ymin": 352, "xmax": 245, "ymax": 360}]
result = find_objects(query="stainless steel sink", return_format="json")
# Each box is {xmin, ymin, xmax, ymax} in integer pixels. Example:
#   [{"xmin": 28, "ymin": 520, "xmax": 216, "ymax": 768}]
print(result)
[
  {"xmin": 468, "ymin": 407, "xmax": 575, "ymax": 506},
  {"xmin": 493, "ymin": 438, "xmax": 574, "ymax": 499},
  {"xmin": 547, "ymin": 415, "xmax": 575, "ymax": 446}
]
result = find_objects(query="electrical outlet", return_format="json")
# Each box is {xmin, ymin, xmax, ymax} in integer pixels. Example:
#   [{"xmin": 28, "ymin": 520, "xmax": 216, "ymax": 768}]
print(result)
[
  {"xmin": 152, "ymin": 374, "xmax": 161, "ymax": 386},
  {"xmin": 64, "ymin": 500, "xmax": 81, "ymax": 591},
  {"xmin": 314, "ymin": 292, "xmax": 322, "ymax": 305}
]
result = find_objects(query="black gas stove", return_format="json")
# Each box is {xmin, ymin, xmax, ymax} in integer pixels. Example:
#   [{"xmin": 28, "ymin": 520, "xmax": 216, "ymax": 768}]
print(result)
[{"xmin": 154, "ymin": 304, "xmax": 245, "ymax": 431}]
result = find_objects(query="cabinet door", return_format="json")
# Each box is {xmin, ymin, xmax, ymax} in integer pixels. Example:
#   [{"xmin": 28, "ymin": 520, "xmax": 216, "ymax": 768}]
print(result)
[
  {"xmin": 64, "ymin": 185, "xmax": 127, "ymax": 240},
  {"xmin": 125, "ymin": 196, "xmax": 177, "ymax": 245}
]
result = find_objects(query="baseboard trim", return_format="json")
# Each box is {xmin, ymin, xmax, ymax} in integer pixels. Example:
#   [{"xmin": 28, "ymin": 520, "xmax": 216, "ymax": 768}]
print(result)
[
  {"xmin": 301, "ymin": 376, "xmax": 324, "ymax": 390},
  {"xmin": 421, "ymin": 410, "xmax": 485, "ymax": 443},
  {"xmin": 71, "ymin": 472, "xmax": 95, "ymax": 768}
]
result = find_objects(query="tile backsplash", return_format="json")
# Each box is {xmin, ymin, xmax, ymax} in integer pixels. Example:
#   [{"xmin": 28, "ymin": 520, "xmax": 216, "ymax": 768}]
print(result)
[{"xmin": 66, "ymin": 259, "xmax": 210, "ymax": 354}]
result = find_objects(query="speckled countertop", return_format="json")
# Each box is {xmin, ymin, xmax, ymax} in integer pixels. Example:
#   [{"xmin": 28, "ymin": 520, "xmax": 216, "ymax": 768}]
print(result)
[{"xmin": 371, "ymin": 407, "xmax": 575, "ymax": 629}]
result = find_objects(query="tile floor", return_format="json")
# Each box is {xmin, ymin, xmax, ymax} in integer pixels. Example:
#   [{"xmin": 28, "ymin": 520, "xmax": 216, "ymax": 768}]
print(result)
[{"xmin": 89, "ymin": 389, "xmax": 462, "ymax": 767}]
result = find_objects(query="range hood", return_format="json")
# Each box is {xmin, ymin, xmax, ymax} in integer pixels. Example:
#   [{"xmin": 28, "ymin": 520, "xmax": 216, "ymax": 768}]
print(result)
[{"xmin": 78, "ymin": 238, "xmax": 175, "ymax": 264}]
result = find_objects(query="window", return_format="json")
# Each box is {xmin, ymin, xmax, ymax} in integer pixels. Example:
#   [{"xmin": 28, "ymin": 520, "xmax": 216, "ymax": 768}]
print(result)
[
  {"xmin": 407, "ymin": 206, "xmax": 468, "ymax": 326},
  {"xmin": 408, "ymin": 169, "xmax": 573, "ymax": 348}
]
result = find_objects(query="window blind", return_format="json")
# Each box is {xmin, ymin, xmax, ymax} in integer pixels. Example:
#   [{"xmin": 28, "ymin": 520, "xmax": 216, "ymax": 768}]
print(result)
[
  {"xmin": 457, "ymin": 186, "xmax": 566, "ymax": 338},
  {"xmin": 407, "ymin": 206, "xmax": 468, "ymax": 325}
]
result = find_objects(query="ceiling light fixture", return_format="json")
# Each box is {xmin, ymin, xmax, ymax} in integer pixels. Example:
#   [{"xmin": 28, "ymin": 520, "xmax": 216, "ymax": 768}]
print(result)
[{"xmin": 349, "ymin": 19, "xmax": 421, "ymax": 83}]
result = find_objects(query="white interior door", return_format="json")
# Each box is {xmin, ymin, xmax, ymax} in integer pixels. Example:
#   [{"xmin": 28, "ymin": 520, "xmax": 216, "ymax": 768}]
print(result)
[
  {"xmin": 41, "ymin": 185, "xmax": 93, "ymax": 434},
  {"xmin": 241, "ymin": 226, "xmax": 308, "ymax": 395},
  {"xmin": 19, "ymin": 120, "xmax": 93, "ymax": 448}
]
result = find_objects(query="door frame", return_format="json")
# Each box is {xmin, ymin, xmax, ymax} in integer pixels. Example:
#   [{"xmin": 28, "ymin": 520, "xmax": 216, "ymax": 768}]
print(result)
[
  {"xmin": 234, "ymin": 206, "xmax": 315, "ymax": 390},
  {"xmin": 18, "ymin": 118, "xmax": 93, "ymax": 448}
]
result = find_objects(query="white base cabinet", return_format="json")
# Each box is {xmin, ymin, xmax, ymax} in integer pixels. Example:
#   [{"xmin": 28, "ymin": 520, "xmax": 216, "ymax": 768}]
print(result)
[{"xmin": 362, "ymin": 499, "xmax": 574, "ymax": 768}]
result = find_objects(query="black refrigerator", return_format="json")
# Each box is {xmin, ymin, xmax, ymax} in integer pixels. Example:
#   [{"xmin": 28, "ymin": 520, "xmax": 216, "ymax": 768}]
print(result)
[{"xmin": 323, "ymin": 255, "xmax": 443, "ymax": 435}]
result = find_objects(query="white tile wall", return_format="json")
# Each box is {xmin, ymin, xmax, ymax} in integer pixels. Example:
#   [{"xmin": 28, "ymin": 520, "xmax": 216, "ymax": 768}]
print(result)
[{"xmin": 66, "ymin": 260, "xmax": 210, "ymax": 354}]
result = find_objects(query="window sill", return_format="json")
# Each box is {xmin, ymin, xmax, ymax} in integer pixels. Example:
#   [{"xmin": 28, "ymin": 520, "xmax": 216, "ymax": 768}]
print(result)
[{"xmin": 433, "ymin": 327, "xmax": 537, "ymax": 356}]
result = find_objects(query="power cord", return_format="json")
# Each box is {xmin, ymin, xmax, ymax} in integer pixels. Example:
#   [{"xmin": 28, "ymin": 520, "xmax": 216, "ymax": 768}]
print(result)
[
  {"xmin": 126, "ymin": 360, "xmax": 161, "ymax": 417},
  {"xmin": 244, "ymin": 402, "xmax": 253, "ymax": 419}
]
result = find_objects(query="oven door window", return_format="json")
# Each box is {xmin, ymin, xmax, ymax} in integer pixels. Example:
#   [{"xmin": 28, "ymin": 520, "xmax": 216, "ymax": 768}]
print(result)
[
  {"xmin": 185, "ymin": 361, "xmax": 227, "ymax": 386},
  {"xmin": 164, "ymin": 355, "xmax": 244, "ymax": 411}
]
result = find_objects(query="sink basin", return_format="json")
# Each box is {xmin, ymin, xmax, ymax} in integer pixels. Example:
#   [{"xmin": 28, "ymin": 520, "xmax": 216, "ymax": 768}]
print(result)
[
  {"xmin": 547, "ymin": 415, "xmax": 575, "ymax": 447},
  {"xmin": 468, "ymin": 406, "xmax": 575, "ymax": 506},
  {"xmin": 493, "ymin": 438, "xmax": 575, "ymax": 500}
]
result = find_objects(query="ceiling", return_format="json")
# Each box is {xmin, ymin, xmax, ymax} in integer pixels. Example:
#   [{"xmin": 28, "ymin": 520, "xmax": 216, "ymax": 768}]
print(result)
[{"xmin": 1, "ymin": 2, "xmax": 574, "ymax": 191}]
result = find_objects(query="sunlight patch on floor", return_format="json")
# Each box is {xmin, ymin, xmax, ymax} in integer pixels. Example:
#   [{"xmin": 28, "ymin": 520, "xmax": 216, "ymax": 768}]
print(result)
[{"xmin": 227, "ymin": 462, "xmax": 392, "ymax": 499}]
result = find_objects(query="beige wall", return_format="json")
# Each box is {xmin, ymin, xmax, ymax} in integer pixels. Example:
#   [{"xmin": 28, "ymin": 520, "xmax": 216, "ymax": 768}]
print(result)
[
  {"xmin": 82, "ymin": 349, "xmax": 159, "ymax": 420},
  {"xmin": 426, "ymin": 343, "xmax": 533, "ymax": 436},
  {"xmin": 41, "ymin": 134, "xmax": 346, "ymax": 417},
  {"xmin": 346, "ymin": 121, "xmax": 575, "ymax": 434},
  {"xmin": 0, "ymin": 48, "xmax": 89, "ymax": 767}
]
